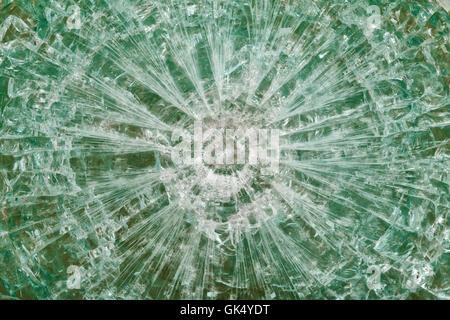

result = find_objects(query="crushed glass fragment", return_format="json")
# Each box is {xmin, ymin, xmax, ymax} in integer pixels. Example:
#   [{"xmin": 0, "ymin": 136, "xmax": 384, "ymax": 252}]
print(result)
[{"xmin": 0, "ymin": 0, "xmax": 448, "ymax": 299}]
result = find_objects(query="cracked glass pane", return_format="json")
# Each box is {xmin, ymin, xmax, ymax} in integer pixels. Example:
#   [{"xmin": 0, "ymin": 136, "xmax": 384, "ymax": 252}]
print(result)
[{"xmin": 0, "ymin": 0, "xmax": 449, "ymax": 299}]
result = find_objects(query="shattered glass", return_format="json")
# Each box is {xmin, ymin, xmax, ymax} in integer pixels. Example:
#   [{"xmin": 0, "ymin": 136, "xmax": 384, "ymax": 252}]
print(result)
[{"xmin": 0, "ymin": 0, "xmax": 449, "ymax": 299}]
